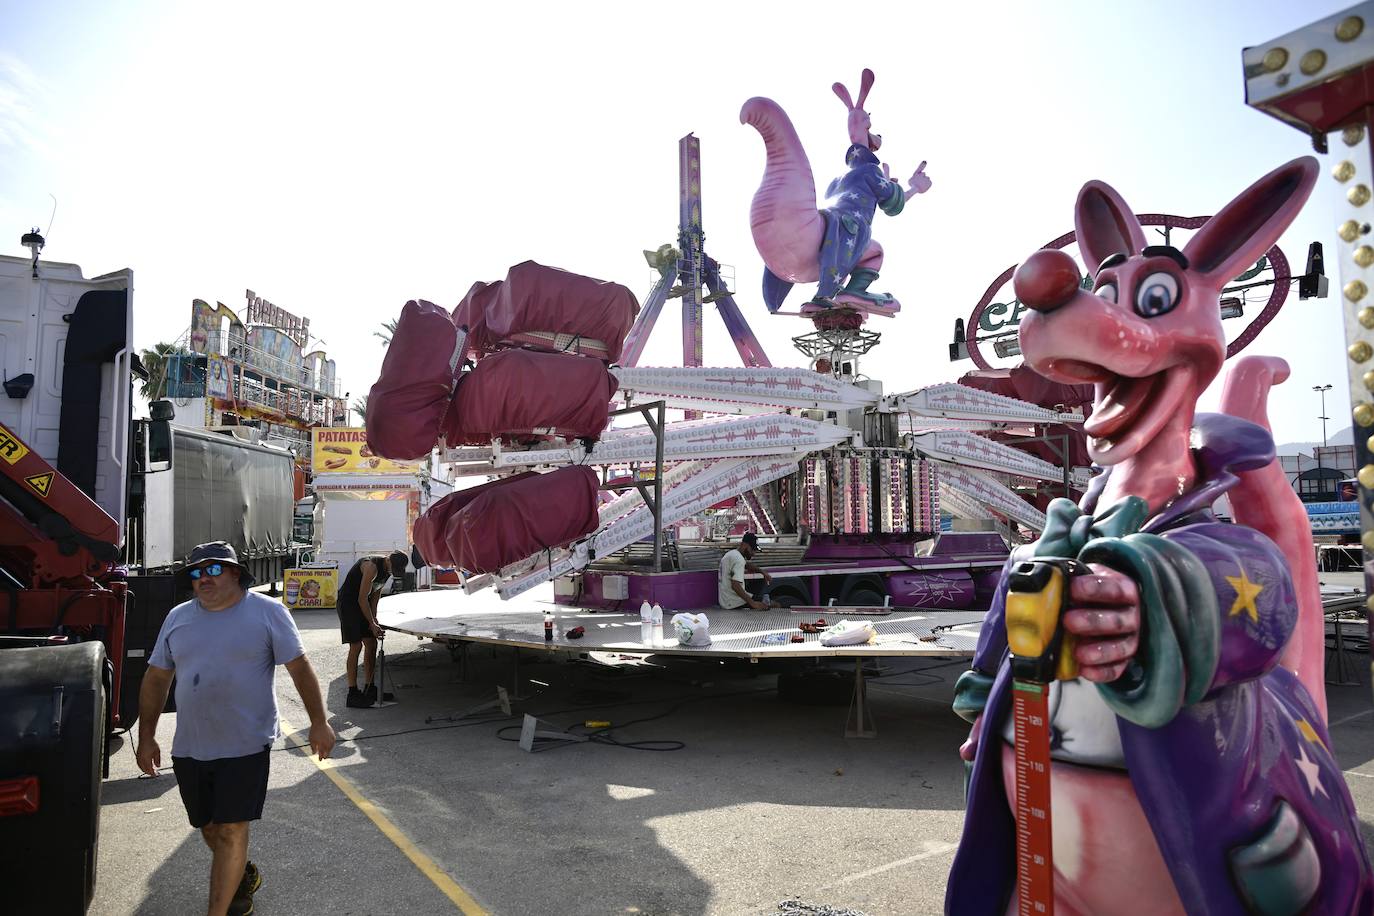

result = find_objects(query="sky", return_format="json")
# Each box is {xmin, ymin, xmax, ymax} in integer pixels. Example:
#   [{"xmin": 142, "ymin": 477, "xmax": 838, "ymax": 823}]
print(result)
[{"xmin": 0, "ymin": 0, "xmax": 1355, "ymax": 447}]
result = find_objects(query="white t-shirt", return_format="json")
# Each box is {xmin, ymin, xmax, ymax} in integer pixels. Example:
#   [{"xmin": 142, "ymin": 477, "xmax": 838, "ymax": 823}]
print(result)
[{"xmin": 718, "ymin": 549, "xmax": 748, "ymax": 609}]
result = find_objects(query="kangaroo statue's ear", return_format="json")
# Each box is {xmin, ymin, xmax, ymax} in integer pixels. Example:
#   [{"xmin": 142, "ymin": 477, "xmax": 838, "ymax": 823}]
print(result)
[
  {"xmin": 832, "ymin": 82, "xmax": 855, "ymax": 110},
  {"xmin": 1075, "ymin": 180, "xmax": 1147, "ymax": 278},
  {"xmin": 1183, "ymin": 157, "xmax": 1319, "ymax": 286},
  {"xmin": 856, "ymin": 69, "xmax": 874, "ymax": 109}
]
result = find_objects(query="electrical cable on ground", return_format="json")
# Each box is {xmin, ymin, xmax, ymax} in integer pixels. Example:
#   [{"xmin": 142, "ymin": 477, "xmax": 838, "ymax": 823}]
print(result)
[
  {"xmin": 271, "ymin": 685, "xmax": 775, "ymax": 753},
  {"xmin": 267, "ymin": 643, "xmax": 973, "ymax": 757},
  {"xmin": 863, "ymin": 656, "xmax": 966, "ymax": 687},
  {"xmin": 493, "ymin": 688, "xmax": 776, "ymax": 752},
  {"xmin": 495, "ymin": 699, "xmax": 697, "ymax": 752}
]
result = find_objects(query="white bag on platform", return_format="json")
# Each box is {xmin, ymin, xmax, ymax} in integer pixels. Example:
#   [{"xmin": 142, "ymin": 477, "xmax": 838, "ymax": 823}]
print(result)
[
  {"xmin": 820, "ymin": 619, "xmax": 876, "ymax": 647},
  {"xmin": 671, "ymin": 612, "xmax": 712, "ymax": 647}
]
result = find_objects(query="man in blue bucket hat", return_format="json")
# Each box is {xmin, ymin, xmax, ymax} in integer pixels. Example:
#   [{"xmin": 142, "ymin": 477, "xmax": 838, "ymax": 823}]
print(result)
[{"xmin": 136, "ymin": 541, "xmax": 335, "ymax": 916}]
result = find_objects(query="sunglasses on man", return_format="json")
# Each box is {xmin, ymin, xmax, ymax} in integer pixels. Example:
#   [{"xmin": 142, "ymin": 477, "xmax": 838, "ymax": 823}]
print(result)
[{"xmin": 188, "ymin": 563, "xmax": 225, "ymax": 580}]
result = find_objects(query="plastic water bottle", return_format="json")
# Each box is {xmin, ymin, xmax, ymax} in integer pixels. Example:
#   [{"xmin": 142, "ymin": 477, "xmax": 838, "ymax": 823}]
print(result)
[
  {"xmin": 640, "ymin": 600, "xmax": 653, "ymax": 645},
  {"xmin": 651, "ymin": 603, "xmax": 664, "ymax": 647}
]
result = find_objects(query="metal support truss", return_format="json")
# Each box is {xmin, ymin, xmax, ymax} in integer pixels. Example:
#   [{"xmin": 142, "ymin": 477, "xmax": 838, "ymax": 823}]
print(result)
[
  {"xmin": 791, "ymin": 327, "xmax": 882, "ymax": 368},
  {"xmin": 619, "ymin": 134, "xmax": 770, "ymax": 371},
  {"xmin": 601, "ymin": 400, "xmax": 667, "ymax": 572}
]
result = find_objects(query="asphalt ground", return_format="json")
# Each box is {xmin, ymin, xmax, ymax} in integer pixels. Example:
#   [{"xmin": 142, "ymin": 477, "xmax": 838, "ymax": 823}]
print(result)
[{"xmin": 90, "ymin": 595, "xmax": 1374, "ymax": 916}]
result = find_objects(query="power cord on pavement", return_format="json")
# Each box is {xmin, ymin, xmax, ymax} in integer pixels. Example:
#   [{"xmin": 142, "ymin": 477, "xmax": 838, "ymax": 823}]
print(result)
[
  {"xmin": 274, "ymin": 685, "xmax": 774, "ymax": 754},
  {"xmin": 864, "ymin": 657, "xmax": 967, "ymax": 687},
  {"xmin": 495, "ymin": 698, "xmax": 697, "ymax": 752}
]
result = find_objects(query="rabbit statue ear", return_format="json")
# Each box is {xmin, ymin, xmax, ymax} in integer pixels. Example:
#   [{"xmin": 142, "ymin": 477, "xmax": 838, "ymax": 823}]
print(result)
[
  {"xmin": 832, "ymin": 82, "xmax": 855, "ymax": 110},
  {"xmin": 1074, "ymin": 180, "xmax": 1147, "ymax": 277},
  {"xmin": 856, "ymin": 69, "xmax": 874, "ymax": 109},
  {"xmin": 1182, "ymin": 157, "xmax": 1318, "ymax": 285}
]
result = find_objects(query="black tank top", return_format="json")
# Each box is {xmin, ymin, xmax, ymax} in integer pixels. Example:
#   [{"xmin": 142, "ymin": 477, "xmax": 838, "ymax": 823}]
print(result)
[{"xmin": 338, "ymin": 556, "xmax": 386, "ymax": 614}]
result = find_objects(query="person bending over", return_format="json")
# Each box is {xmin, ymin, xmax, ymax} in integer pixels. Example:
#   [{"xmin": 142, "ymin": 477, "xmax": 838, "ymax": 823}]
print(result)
[{"xmin": 337, "ymin": 550, "xmax": 408, "ymax": 707}]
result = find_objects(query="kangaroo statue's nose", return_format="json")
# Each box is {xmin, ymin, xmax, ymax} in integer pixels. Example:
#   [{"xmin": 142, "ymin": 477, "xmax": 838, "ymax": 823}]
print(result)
[{"xmin": 1013, "ymin": 249, "xmax": 1082, "ymax": 313}]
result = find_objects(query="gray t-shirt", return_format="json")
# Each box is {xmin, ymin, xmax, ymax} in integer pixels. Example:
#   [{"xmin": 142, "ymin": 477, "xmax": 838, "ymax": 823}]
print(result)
[
  {"xmin": 149, "ymin": 590, "xmax": 306, "ymax": 761},
  {"xmin": 718, "ymin": 549, "xmax": 748, "ymax": 609}
]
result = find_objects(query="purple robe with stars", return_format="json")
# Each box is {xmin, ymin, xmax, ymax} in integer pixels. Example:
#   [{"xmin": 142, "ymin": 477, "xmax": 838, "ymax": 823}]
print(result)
[
  {"xmin": 813, "ymin": 145, "xmax": 904, "ymax": 301},
  {"xmin": 945, "ymin": 413, "xmax": 1374, "ymax": 915}
]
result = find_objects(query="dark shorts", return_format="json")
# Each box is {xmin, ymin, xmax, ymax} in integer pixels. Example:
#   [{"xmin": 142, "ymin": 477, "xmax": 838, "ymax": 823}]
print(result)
[
  {"xmin": 172, "ymin": 747, "xmax": 270, "ymax": 828},
  {"xmin": 337, "ymin": 602, "xmax": 370, "ymax": 644}
]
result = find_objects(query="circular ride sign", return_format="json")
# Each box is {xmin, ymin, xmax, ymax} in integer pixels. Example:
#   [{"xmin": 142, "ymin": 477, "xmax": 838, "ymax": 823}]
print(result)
[{"xmin": 961, "ymin": 214, "xmax": 1294, "ymax": 371}]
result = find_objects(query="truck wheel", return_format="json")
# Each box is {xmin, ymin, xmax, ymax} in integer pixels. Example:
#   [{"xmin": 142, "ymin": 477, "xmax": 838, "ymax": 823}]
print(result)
[
  {"xmin": 845, "ymin": 587, "xmax": 886, "ymax": 608},
  {"xmin": 53, "ymin": 676, "xmax": 105, "ymax": 914},
  {"xmin": 8, "ymin": 646, "xmax": 108, "ymax": 915},
  {"xmin": 83, "ymin": 683, "xmax": 106, "ymax": 909},
  {"xmin": 770, "ymin": 592, "xmax": 804, "ymax": 608}
]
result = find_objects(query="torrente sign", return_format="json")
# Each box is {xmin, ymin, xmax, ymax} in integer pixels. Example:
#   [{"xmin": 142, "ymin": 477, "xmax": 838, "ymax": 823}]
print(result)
[{"xmin": 245, "ymin": 289, "xmax": 310, "ymax": 347}]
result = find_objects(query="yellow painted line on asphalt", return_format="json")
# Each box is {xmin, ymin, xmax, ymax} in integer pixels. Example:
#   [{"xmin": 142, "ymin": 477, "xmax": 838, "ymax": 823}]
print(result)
[{"xmin": 279, "ymin": 717, "xmax": 488, "ymax": 915}]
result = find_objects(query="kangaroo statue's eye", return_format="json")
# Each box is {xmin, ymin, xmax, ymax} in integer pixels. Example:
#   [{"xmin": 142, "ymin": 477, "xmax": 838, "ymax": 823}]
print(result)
[
  {"xmin": 1135, "ymin": 272, "xmax": 1179, "ymax": 318},
  {"xmin": 1094, "ymin": 281, "xmax": 1118, "ymax": 304}
]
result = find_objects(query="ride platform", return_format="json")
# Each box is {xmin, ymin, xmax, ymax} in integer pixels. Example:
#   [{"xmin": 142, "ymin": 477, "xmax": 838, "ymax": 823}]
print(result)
[{"xmin": 377, "ymin": 584, "xmax": 984, "ymax": 661}]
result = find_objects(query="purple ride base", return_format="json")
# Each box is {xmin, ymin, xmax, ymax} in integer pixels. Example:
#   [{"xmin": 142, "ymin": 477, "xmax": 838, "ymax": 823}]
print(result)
[{"xmin": 562, "ymin": 531, "xmax": 1008, "ymax": 612}]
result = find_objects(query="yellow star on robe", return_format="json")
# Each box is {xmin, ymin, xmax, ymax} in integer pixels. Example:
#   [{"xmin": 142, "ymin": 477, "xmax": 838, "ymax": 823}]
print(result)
[
  {"xmin": 1225, "ymin": 566, "xmax": 1264, "ymax": 623},
  {"xmin": 1295, "ymin": 718, "xmax": 1328, "ymax": 750}
]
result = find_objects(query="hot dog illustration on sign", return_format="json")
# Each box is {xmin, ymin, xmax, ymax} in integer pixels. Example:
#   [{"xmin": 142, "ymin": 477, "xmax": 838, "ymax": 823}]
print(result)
[{"xmin": 946, "ymin": 158, "xmax": 1374, "ymax": 914}]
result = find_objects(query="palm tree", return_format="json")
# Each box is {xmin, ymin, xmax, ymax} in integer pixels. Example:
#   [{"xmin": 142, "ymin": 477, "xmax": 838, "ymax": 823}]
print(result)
[
  {"xmin": 138, "ymin": 342, "xmax": 189, "ymax": 401},
  {"xmin": 351, "ymin": 396, "xmax": 368, "ymax": 423},
  {"xmin": 374, "ymin": 319, "xmax": 398, "ymax": 347}
]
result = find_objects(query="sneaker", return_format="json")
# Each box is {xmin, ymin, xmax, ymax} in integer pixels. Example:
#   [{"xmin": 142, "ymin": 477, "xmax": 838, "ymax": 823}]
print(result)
[
  {"xmin": 237, "ymin": 861, "xmax": 262, "ymax": 898},
  {"xmin": 363, "ymin": 683, "xmax": 377, "ymax": 705},
  {"xmin": 228, "ymin": 861, "xmax": 260, "ymax": 915},
  {"xmin": 346, "ymin": 686, "xmax": 369, "ymax": 708}
]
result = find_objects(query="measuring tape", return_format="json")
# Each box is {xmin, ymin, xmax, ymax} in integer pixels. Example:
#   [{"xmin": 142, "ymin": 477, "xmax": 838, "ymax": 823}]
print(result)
[
  {"xmin": 1004, "ymin": 558, "xmax": 1084, "ymax": 916},
  {"xmin": 1012, "ymin": 680, "xmax": 1053, "ymax": 913}
]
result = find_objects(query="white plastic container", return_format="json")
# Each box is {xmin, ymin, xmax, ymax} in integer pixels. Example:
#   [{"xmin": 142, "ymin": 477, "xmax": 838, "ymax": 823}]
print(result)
[
  {"xmin": 651, "ymin": 603, "xmax": 664, "ymax": 647},
  {"xmin": 640, "ymin": 600, "xmax": 654, "ymax": 645}
]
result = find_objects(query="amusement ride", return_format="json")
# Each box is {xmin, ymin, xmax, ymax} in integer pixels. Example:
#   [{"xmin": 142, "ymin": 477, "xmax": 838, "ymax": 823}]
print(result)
[{"xmin": 362, "ymin": 34, "xmax": 1374, "ymax": 914}]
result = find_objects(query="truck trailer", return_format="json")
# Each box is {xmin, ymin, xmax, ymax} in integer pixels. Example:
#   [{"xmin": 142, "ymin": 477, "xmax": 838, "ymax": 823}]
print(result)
[{"xmin": 0, "ymin": 250, "xmax": 295, "ymax": 913}]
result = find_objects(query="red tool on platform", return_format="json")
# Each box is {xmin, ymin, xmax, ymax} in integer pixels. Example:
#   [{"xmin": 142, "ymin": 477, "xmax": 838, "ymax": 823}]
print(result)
[{"xmin": 1004, "ymin": 558, "xmax": 1085, "ymax": 916}]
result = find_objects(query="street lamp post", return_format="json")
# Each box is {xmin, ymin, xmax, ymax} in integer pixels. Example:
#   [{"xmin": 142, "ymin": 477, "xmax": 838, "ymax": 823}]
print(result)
[{"xmin": 1315, "ymin": 384, "xmax": 1332, "ymax": 501}]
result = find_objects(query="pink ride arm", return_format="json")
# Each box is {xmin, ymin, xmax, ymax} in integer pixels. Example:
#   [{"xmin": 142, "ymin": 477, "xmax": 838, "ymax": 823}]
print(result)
[{"xmin": 1219, "ymin": 355, "xmax": 1327, "ymax": 721}]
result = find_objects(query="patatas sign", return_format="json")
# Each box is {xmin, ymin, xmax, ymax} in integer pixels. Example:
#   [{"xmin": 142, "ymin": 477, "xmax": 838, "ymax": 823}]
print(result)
[{"xmin": 311, "ymin": 427, "xmax": 418, "ymax": 474}]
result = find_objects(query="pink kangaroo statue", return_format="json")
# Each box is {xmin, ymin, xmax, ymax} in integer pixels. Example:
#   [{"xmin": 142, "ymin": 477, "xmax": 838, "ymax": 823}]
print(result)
[
  {"xmin": 740, "ymin": 69, "xmax": 930, "ymax": 316},
  {"xmin": 946, "ymin": 157, "xmax": 1374, "ymax": 914}
]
